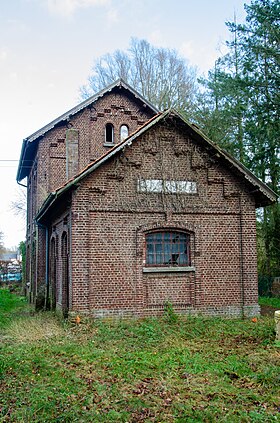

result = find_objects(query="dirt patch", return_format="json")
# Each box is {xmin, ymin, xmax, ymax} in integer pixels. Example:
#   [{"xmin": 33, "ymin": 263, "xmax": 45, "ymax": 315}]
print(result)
[{"xmin": 260, "ymin": 305, "xmax": 279, "ymax": 317}]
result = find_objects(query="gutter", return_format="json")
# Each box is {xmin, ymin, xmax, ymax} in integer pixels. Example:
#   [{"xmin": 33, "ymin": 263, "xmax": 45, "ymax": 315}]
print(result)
[
  {"xmin": 35, "ymin": 192, "xmax": 57, "ymax": 222},
  {"xmin": 16, "ymin": 139, "xmax": 27, "ymax": 183}
]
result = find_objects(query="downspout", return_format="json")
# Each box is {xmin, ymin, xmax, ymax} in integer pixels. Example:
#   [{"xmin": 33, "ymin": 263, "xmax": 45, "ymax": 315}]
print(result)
[
  {"xmin": 238, "ymin": 196, "xmax": 245, "ymax": 319},
  {"xmin": 36, "ymin": 221, "xmax": 49, "ymax": 311}
]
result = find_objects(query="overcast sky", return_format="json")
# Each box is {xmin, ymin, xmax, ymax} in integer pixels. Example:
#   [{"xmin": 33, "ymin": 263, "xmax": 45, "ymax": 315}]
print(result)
[{"xmin": 0, "ymin": 0, "xmax": 249, "ymax": 248}]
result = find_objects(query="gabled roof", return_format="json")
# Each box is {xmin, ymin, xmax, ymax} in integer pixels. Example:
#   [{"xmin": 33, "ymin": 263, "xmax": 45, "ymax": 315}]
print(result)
[
  {"xmin": 36, "ymin": 109, "xmax": 277, "ymax": 222},
  {"xmin": 16, "ymin": 79, "xmax": 159, "ymax": 182}
]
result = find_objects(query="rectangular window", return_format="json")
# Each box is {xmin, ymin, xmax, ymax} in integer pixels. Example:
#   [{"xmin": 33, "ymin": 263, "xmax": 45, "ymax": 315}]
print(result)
[
  {"xmin": 138, "ymin": 179, "xmax": 197, "ymax": 194},
  {"xmin": 145, "ymin": 231, "xmax": 190, "ymax": 267}
]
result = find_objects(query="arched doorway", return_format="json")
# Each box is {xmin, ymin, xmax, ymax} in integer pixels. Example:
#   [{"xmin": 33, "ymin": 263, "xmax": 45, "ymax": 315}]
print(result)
[{"xmin": 61, "ymin": 232, "xmax": 69, "ymax": 317}]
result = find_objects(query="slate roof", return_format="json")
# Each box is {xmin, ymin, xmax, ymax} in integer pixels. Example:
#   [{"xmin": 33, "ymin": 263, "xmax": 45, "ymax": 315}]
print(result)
[
  {"xmin": 16, "ymin": 79, "xmax": 159, "ymax": 182},
  {"xmin": 36, "ymin": 109, "xmax": 277, "ymax": 223}
]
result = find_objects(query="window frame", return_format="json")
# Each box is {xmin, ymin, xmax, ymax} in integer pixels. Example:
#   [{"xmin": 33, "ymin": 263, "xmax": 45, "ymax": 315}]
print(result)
[
  {"xmin": 120, "ymin": 124, "xmax": 129, "ymax": 141},
  {"xmin": 104, "ymin": 123, "xmax": 114, "ymax": 146},
  {"xmin": 144, "ymin": 230, "xmax": 195, "ymax": 272}
]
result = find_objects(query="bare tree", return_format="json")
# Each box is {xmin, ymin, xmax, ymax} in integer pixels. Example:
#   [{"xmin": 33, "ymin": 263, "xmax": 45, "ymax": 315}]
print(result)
[
  {"xmin": 10, "ymin": 188, "xmax": 27, "ymax": 220},
  {"xmin": 80, "ymin": 38, "xmax": 198, "ymax": 115}
]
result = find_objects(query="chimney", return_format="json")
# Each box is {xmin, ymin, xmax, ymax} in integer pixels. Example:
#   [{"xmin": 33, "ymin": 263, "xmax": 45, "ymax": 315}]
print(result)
[{"xmin": 66, "ymin": 129, "xmax": 79, "ymax": 180}]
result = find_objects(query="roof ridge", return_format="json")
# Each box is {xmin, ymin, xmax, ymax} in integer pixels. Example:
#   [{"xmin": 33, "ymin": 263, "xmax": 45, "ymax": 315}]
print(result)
[
  {"xmin": 25, "ymin": 79, "xmax": 159, "ymax": 144},
  {"xmin": 17, "ymin": 79, "xmax": 159, "ymax": 182}
]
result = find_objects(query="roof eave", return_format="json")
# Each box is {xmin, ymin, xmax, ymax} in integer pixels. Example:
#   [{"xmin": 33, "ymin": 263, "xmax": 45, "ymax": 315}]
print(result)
[
  {"xmin": 16, "ymin": 139, "xmax": 27, "ymax": 182},
  {"xmin": 172, "ymin": 110, "xmax": 278, "ymax": 207}
]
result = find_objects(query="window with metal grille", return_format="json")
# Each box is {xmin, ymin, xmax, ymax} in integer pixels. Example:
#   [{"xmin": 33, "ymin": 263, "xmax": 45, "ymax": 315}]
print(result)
[{"xmin": 145, "ymin": 231, "xmax": 190, "ymax": 267}]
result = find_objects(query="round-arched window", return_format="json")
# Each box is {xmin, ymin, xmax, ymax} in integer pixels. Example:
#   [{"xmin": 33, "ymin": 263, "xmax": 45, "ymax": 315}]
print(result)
[{"xmin": 120, "ymin": 124, "xmax": 129, "ymax": 141}]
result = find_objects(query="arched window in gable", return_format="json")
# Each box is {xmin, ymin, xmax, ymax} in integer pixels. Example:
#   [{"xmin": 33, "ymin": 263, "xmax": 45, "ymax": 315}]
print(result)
[
  {"xmin": 105, "ymin": 123, "xmax": 114, "ymax": 145},
  {"xmin": 120, "ymin": 124, "xmax": 129, "ymax": 141}
]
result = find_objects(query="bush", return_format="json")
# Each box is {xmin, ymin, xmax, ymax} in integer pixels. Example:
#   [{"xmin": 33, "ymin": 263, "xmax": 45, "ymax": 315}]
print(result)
[{"xmin": 258, "ymin": 275, "xmax": 274, "ymax": 297}]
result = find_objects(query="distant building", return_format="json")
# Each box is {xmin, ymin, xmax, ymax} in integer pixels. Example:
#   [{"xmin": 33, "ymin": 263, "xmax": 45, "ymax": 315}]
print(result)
[{"xmin": 0, "ymin": 250, "xmax": 22, "ymax": 282}]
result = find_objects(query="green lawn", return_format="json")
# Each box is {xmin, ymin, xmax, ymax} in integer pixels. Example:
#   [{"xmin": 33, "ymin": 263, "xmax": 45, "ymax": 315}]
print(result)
[
  {"xmin": 0, "ymin": 289, "xmax": 279, "ymax": 422},
  {"xmin": 259, "ymin": 296, "xmax": 280, "ymax": 309}
]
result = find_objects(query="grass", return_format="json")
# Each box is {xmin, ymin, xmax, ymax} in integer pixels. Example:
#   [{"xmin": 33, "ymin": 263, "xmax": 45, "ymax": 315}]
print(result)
[
  {"xmin": 0, "ymin": 288, "xmax": 29, "ymax": 328},
  {"xmin": 259, "ymin": 296, "xmax": 280, "ymax": 309},
  {"xmin": 0, "ymin": 289, "xmax": 279, "ymax": 422}
]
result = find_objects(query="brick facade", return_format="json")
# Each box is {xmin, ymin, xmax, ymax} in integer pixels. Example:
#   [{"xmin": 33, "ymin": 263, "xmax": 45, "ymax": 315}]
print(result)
[
  {"xmin": 18, "ymin": 80, "xmax": 276, "ymax": 317},
  {"xmin": 65, "ymin": 122, "xmax": 260, "ymax": 317}
]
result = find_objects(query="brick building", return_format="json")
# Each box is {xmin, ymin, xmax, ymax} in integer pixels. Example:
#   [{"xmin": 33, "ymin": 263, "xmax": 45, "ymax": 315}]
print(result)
[{"xmin": 17, "ymin": 79, "xmax": 277, "ymax": 317}]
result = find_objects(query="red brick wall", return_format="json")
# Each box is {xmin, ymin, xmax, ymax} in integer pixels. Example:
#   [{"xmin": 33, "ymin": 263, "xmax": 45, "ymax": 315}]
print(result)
[{"xmin": 67, "ymin": 121, "xmax": 259, "ymax": 317}]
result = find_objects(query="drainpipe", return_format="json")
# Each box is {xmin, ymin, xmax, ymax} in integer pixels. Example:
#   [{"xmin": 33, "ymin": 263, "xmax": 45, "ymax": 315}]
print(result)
[
  {"xmin": 238, "ymin": 196, "xmax": 245, "ymax": 319},
  {"xmin": 69, "ymin": 209, "xmax": 72, "ymax": 312},
  {"xmin": 36, "ymin": 221, "xmax": 49, "ymax": 310}
]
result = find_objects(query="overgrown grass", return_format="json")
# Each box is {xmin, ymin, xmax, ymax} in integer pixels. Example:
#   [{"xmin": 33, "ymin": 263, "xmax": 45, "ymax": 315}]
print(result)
[
  {"xmin": 0, "ymin": 288, "xmax": 279, "ymax": 422},
  {"xmin": 0, "ymin": 288, "xmax": 29, "ymax": 328},
  {"xmin": 259, "ymin": 296, "xmax": 280, "ymax": 309}
]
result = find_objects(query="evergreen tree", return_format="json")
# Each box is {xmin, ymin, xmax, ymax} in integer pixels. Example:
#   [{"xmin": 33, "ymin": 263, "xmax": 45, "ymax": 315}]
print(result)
[{"xmin": 197, "ymin": 0, "xmax": 280, "ymax": 277}]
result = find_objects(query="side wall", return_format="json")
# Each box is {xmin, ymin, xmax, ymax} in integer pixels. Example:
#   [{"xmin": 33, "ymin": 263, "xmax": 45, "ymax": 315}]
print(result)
[
  {"xmin": 48, "ymin": 211, "xmax": 71, "ymax": 316},
  {"xmin": 25, "ymin": 89, "xmax": 154, "ymax": 306}
]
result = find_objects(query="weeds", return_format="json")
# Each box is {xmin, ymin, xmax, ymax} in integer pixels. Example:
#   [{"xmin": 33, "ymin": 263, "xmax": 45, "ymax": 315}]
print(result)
[{"xmin": 164, "ymin": 301, "xmax": 178, "ymax": 323}]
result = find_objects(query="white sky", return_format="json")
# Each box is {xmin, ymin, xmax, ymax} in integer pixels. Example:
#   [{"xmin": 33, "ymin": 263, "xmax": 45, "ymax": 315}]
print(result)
[{"xmin": 0, "ymin": 0, "xmax": 249, "ymax": 248}]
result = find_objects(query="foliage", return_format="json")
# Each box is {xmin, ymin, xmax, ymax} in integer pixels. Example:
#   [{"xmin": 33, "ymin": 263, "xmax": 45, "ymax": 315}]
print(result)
[
  {"xmin": 258, "ymin": 275, "xmax": 274, "ymax": 297},
  {"xmin": 80, "ymin": 37, "xmax": 198, "ymax": 115},
  {"xmin": 196, "ymin": 0, "xmax": 280, "ymax": 277},
  {"xmin": 0, "ymin": 289, "xmax": 279, "ymax": 422},
  {"xmin": 164, "ymin": 301, "xmax": 179, "ymax": 323}
]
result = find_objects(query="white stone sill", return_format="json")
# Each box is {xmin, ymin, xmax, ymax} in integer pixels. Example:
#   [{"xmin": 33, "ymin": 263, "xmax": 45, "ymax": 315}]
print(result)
[{"xmin": 143, "ymin": 266, "xmax": 195, "ymax": 273}]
